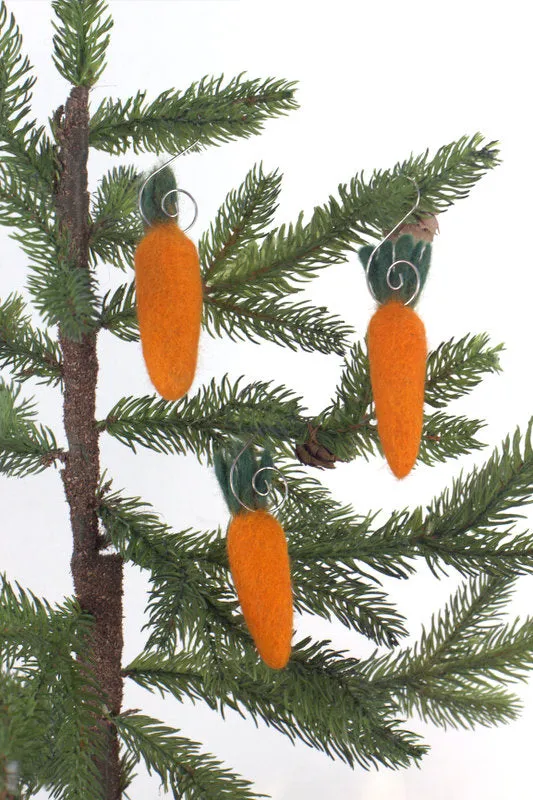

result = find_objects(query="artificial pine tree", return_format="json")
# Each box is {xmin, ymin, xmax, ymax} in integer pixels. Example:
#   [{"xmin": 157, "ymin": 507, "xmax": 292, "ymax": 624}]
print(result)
[{"xmin": 1, "ymin": 1, "xmax": 533, "ymax": 798}]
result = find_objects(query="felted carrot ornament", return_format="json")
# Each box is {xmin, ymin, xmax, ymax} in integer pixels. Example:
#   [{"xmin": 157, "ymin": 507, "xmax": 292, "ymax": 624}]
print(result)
[
  {"xmin": 359, "ymin": 182, "xmax": 438, "ymax": 478},
  {"xmin": 135, "ymin": 150, "xmax": 202, "ymax": 401},
  {"xmin": 215, "ymin": 442, "xmax": 293, "ymax": 669}
]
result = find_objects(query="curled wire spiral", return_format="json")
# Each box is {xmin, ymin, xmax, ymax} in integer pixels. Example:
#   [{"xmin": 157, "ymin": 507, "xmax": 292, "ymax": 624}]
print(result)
[
  {"xmin": 138, "ymin": 141, "xmax": 199, "ymax": 231},
  {"xmin": 229, "ymin": 439, "xmax": 289, "ymax": 514},
  {"xmin": 365, "ymin": 176, "xmax": 422, "ymax": 306}
]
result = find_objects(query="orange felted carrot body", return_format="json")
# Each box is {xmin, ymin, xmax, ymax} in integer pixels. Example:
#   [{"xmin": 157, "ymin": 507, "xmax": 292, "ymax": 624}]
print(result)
[
  {"xmin": 227, "ymin": 509, "xmax": 293, "ymax": 669},
  {"xmin": 135, "ymin": 221, "xmax": 202, "ymax": 401},
  {"xmin": 367, "ymin": 299, "xmax": 427, "ymax": 479}
]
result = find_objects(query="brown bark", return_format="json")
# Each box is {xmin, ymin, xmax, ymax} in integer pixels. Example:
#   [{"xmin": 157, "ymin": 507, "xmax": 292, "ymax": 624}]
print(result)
[{"xmin": 55, "ymin": 86, "xmax": 123, "ymax": 800}]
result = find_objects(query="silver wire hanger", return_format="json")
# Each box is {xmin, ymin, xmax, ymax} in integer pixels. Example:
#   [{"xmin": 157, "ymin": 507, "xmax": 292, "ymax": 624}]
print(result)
[
  {"xmin": 365, "ymin": 176, "xmax": 422, "ymax": 306},
  {"xmin": 138, "ymin": 141, "xmax": 199, "ymax": 231},
  {"xmin": 229, "ymin": 438, "xmax": 289, "ymax": 514}
]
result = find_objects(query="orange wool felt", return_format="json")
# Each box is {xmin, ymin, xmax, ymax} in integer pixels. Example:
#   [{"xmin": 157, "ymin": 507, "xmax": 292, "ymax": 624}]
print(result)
[
  {"xmin": 367, "ymin": 299, "xmax": 427, "ymax": 479},
  {"xmin": 134, "ymin": 221, "xmax": 202, "ymax": 401},
  {"xmin": 227, "ymin": 509, "xmax": 293, "ymax": 669}
]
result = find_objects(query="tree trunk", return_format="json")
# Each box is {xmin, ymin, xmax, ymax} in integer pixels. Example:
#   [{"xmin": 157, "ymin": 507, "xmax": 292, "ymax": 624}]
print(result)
[{"xmin": 55, "ymin": 85, "xmax": 123, "ymax": 800}]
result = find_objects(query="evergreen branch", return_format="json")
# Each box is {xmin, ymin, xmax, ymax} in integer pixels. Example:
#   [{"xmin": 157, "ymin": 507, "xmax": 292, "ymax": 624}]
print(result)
[
  {"xmin": 0, "ymin": 2, "xmax": 35, "ymax": 139},
  {"xmin": 417, "ymin": 411, "xmax": 486, "ymax": 466},
  {"xmin": 124, "ymin": 640, "xmax": 426, "ymax": 771},
  {"xmin": 100, "ymin": 277, "xmax": 351, "ymax": 354},
  {"xmin": 97, "ymin": 481, "xmax": 225, "ymax": 574},
  {"xmin": 104, "ymin": 482, "xmax": 421, "ymax": 767},
  {"xmin": 98, "ymin": 377, "xmax": 306, "ymax": 463},
  {"xmin": 89, "ymin": 165, "xmax": 142, "ymax": 270},
  {"xmin": 52, "ymin": 0, "xmax": 113, "ymax": 87},
  {"xmin": 0, "ymin": 577, "xmax": 104, "ymax": 800},
  {"xmin": 97, "ymin": 479, "xmax": 404, "ymax": 648},
  {"xmin": 201, "ymin": 135, "xmax": 498, "ymax": 297},
  {"xmin": 0, "ymin": 380, "xmax": 63, "ymax": 477},
  {"xmin": 315, "ymin": 342, "xmax": 375, "ymax": 461},
  {"xmin": 425, "ymin": 333, "xmax": 503, "ymax": 409},
  {"xmin": 360, "ymin": 575, "xmax": 533, "ymax": 730},
  {"xmin": 203, "ymin": 293, "xmax": 352, "ymax": 355},
  {"xmin": 340, "ymin": 419, "xmax": 533, "ymax": 578},
  {"xmin": 315, "ymin": 341, "xmax": 488, "ymax": 464},
  {"xmin": 99, "ymin": 282, "xmax": 138, "ymax": 342},
  {"xmin": 0, "ymin": 3, "xmax": 55, "ymax": 191},
  {"xmin": 26, "ymin": 235, "xmax": 101, "ymax": 341},
  {"xmin": 0, "ymin": 293, "xmax": 63, "ymax": 385},
  {"xmin": 88, "ymin": 74, "xmax": 298, "ymax": 155},
  {"xmin": 0, "ymin": 575, "xmax": 91, "ymax": 663},
  {"xmin": 281, "ymin": 422, "xmax": 533, "ymax": 579},
  {"xmin": 200, "ymin": 164, "xmax": 282, "ymax": 283},
  {"xmin": 113, "ymin": 712, "xmax": 263, "ymax": 800},
  {"xmin": 422, "ymin": 419, "xmax": 533, "ymax": 551},
  {"xmin": 291, "ymin": 566, "xmax": 406, "ymax": 647},
  {"xmin": 0, "ymin": 160, "xmax": 57, "ymax": 268}
]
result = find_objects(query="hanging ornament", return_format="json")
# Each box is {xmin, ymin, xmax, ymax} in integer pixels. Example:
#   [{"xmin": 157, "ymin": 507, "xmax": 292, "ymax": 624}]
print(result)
[
  {"xmin": 215, "ymin": 441, "xmax": 293, "ymax": 669},
  {"xmin": 135, "ymin": 145, "xmax": 202, "ymax": 401},
  {"xmin": 358, "ymin": 179, "xmax": 438, "ymax": 478}
]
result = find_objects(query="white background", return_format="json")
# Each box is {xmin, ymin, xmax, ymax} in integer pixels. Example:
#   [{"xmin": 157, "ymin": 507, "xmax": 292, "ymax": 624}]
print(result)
[{"xmin": 1, "ymin": 1, "xmax": 533, "ymax": 798}]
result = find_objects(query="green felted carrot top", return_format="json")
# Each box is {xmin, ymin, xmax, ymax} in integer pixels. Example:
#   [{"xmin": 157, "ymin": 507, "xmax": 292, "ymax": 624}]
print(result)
[
  {"xmin": 140, "ymin": 164, "xmax": 178, "ymax": 228},
  {"xmin": 358, "ymin": 233, "xmax": 432, "ymax": 306},
  {"xmin": 214, "ymin": 442, "xmax": 275, "ymax": 515}
]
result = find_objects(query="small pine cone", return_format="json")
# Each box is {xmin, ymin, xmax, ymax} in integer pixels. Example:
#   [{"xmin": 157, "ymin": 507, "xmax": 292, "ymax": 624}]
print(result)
[{"xmin": 295, "ymin": 440, "xmax": 337, "ymax": 470}]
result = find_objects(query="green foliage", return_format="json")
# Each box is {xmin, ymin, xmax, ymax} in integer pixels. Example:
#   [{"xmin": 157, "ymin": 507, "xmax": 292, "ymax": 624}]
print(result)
[
  {"xmin": 0, "ymin": 380, "xmax": 61, "ymax": 477},
  {"xmin": 417, "ymin": 411, "xmax": 485, "ymax": 465},
  {"xmin": 202, "ymin": 135, "xmax": 499, "ymax": 301},
  {"xmin": 0, "ymin": 2, "xmax": 55, "ymax": 191},
  {"xmin": 314, "ymin": 339, "xmax": 491, "ymax": 466},
  {"xmin": 1, "ymin": 0, "xmax": 530, "ymax": 790},
  {"xmin": 361, "ymin": 575, "xmax": 533, "ymax": 729},
  {"xmin": 123, "ymin": 639, "xmax": 426, "ymax": 771},
  {"xmin": 52, "ymin": 0, "xmax": 113, "ymax": 87},
  {"xmin": 99, "ymin": 281, "xmax": 138, "ymax": 342},
  {"xmin": 26, "ymin": 232, "xmax": 101, "ymax": 341},
  {"xmin": 0, "ymin": 156, "xmax": 57, "ymax": 268},
  {"xmin": 0, "ymin": 1, "xmax": 34, "ymax": 132},
  {"xmin": 425, "ymin": 332, "xmax": 503, "ymax": 408},
  {"xmin": 0, "ymin": 577, "xmax": 104, "ymax": 799},
  {"xmin": 90, "ymin": 165, "xmax": 142, "ymax": 270},
  {"xmin": 98, "ymin": 377, "xmax": 306, "ymax": 463},
  {"xmin": 203, "ymin": 293, "xmax": 352, "ymax": 355},
  {"xmin": 89, "ymin": 74, "xmax": 298, "ymax": 155},
  {"xmin": 114, "ymin": 712, "xmax": 263, "ymax": 800},
  {"xmin": 200, "ymin": 163, "xmax": 282, "ymax": 284},
  {"xmin": 0, "ymin": 293, "xmax": 63, "ymax": 385}
]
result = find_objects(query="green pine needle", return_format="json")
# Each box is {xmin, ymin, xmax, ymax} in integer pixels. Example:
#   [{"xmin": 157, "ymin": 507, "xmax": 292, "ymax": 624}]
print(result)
[
  {"xmin": 52, "ymin": 0, "xmax": 113, "ymax": 87},
  {"xmin": 0, "ymin": 576, "xmax": 104, "ymax": 800},
  {"xmin": 98, "ymin": 377, "xmax": 306, "ymax": 463},
  {"xmin": 203, "ymin": 293, "xmax": 352, "ymax": 355},
  {"xmin": 201, "ymin": 163, "xmax": 282, "ymax": 284},
  {"xmin": 361, "ymin": 575, "xmax": 533, "ymax": 730},
  {"xmin": 90, "ymin": 165, "xmax": 143, "ymax": 271},
  {"xmin": 26, "ymin": 231, "xmax": 101, "ymax": 341},
  {"xmin": 425, "ymin": 332, "xmax": 504, "ymax": 408},
  {"xmin": 0, "ymin": 293, "xmax": 63, "ymax": 385},
  {"xmin": 201, "ymin": 135, "xmax": 499, "ymax": 298},
  {"xmin": 113, "ymin": 711, "xmax": 265, "ymax": 800},
  {"xmin": 0, "ymin": 379, "xmax": 62, "ymax": 477},
  {"xmin": 89, "ymin": 74, "xmax": 298, "ymax": 155},
  {"xmin": 99, "ymin": 282, "xmax": 138, "ymax": 342}
]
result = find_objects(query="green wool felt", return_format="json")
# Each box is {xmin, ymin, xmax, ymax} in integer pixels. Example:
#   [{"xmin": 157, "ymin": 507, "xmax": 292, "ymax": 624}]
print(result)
[
  {"xmin": 358, "ymin": 234, "xmax": 432, "ymax": 306},
  {"xmin": 141, "ymin": 165, "xmax": 179, "ymax": 228},
  {"xmin": 214, "ymin": 442, "xmax": 273, "ymax": 514}
]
